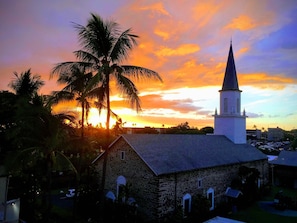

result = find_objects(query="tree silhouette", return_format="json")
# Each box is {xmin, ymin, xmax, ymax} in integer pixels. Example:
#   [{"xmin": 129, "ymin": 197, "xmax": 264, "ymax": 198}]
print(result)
[{"xmin": 51, "ymin": 13, "xmax": 162, "ymax": 195}]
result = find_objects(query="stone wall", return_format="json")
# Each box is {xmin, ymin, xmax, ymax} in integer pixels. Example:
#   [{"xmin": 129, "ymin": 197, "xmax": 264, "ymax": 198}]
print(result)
[
  {"xmin": 95, "ymin": 137, "xmax": 160, "ymax": 220},
  {"xmin": 156, "ymin": 159, "xmax": 268, "ymax": 219},
  {"xmin": 94, "ymin": 137, "xmax": 269, "ymax": 221}
]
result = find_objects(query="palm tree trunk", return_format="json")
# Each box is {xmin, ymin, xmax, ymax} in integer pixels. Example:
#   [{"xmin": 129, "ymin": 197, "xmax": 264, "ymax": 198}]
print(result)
[
  {"xmin": 81, "ymin": 100, "xmax": 85, "ymax": 139},
  {"xmin": 100, "ymin": 72, "xmax": 110, "ymax": 201}
]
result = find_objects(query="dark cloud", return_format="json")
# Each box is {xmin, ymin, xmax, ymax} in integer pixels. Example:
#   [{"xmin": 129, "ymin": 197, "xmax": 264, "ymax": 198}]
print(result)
[{"xmin": 246, "ymin": 112, "xmax": 264, "ymax": 118}]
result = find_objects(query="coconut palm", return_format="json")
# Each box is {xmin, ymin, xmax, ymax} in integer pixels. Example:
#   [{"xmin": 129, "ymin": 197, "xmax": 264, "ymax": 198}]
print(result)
[
  {"xmin": 5, "ymin": 70, "xmax": 78, "ymax": 222},
  {"xmin": 8, "ymin": 102, "xmax": 78, "ymax": 222},
  {"xmin": 9, "ymin": 69, "xmax": 44, "ymax": 101},
  {"xmin": 50, "ymin": 64, "xmax": 97, "ymax": 138},
  {"xmin": 51, "ymin": 13, "xmax": 162, "ymax": 192},
  {"xmin": 52, "ymin": 13, "xmax": 162, "ymax": 131}
]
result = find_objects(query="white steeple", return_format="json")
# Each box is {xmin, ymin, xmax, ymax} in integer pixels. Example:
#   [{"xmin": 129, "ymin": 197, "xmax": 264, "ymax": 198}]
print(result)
[{"xmin": 213, "ymin": 42, "xmax": 247, "ymax": 144}]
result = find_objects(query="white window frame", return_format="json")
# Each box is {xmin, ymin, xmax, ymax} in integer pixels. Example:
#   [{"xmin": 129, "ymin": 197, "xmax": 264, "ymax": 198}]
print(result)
[
  {"xmin": 116, "ymin": 175, "xmax": 126, "ymax": 202},
  {"xmin": 182, "ymin": 193, "xmax": 191, "ymax": 217},
  {"xmin": 207, "ymin": 188, "xmax": 214, "ymax": 211}
]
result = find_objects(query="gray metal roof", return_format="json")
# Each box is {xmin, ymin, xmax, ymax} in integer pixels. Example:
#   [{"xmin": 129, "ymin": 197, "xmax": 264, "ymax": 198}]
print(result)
[
  {"xmin": 119, "ymin": 134, "xmax": 267, "ymax": 176},
  {"xmin": 225, "ymin": 187, "xmax": 242, "ymax": 198},
  {"xmin": 221, "ymin": 43, "xmax": 239, "ymax": 91},
  {"xmin": 203, "ymin": 216, "xmax": 246, "ymax": 223},
  {"xmin": 269, "ymin": 150, "xmax": 297, "ymax": 167}
]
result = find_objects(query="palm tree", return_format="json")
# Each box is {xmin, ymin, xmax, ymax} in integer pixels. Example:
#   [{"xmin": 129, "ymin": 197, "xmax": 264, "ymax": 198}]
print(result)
[
  {"xmin": 7, "ymin": 103, "xmax": 78, "ymax": 222},
  {"xmin": 5, "ymin": 70, "xmax": 78, "ymax": 222},
  {"xmin": 50, "ymin": 64, "xmax": 97, "ymax": 139},
  {"xmin": 9, "ymin": 69, "xmax": 44, "ymax": 101},
  {"xmin": 51, "ymin": 13, "xmax": 162, "ymax": 193}
]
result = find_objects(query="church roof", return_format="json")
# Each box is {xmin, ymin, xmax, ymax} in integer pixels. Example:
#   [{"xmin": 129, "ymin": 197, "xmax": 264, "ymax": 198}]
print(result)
[
  {"xmin": 269, "ymin": 150, "xmax": 297, "ymax": 167},
  {"xmin": 221, "ymin": 43, "xmax": 239, "ymax": 91},
  {"xmin": 109, "ymin": 134, "xmax": 267, "ymax": 176}
]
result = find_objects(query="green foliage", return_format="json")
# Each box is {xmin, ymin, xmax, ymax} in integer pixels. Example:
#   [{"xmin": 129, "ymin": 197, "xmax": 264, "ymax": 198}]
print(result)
[
  {"xmin": 291, "ymin": 137, "xmax": 297, "ymax": 150},
  {"xmin": 236, "ymin": 166, "xmax": 261, "ymax": 205},
  {"xmin": 166, "ymin": 123, "xmax": 214, "ymax": 135}
]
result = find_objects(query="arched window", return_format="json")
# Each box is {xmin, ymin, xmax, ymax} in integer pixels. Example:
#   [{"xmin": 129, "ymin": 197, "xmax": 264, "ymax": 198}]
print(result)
[
  {"xmin": 207, "ymin": 188, "xmax": 214, "ymax": 211},
  {"xmin": 224, "ymin": 98, "xmax": 228, "ymax": 113},
  {"xmin": 105, "ymin": 191, "xmax": 116, "ymax": 202},
  {"xmin": 182, "ymin": 193, "xmax": 191, "ymax": 217},
  {"xmin": 116, "ymin": 175, "xmax": 126, "ymax": 202}
]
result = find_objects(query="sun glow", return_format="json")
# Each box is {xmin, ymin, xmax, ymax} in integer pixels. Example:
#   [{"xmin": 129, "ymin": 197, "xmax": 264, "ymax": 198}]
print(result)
[{"xmin": 87, "ymin": 108, "xmax": 118, "ymax": 128}]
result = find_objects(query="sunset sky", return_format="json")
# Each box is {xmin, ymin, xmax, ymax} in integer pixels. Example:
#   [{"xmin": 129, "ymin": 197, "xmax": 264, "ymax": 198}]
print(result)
[{"xmin": 1, "ymin": 0, "xmax": 297, "ymax": 130}]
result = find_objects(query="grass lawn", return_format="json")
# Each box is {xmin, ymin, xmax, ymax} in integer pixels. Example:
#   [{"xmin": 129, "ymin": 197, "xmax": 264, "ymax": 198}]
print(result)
[{"xmin": 227, "ymin": 186, "xmax": 297, "ymax": 223}]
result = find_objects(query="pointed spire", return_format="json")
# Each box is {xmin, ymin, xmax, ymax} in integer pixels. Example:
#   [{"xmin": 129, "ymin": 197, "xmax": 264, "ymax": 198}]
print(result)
[{"xmin": 221, "ymin": 42, "xmax": 239, "ymax": 91}]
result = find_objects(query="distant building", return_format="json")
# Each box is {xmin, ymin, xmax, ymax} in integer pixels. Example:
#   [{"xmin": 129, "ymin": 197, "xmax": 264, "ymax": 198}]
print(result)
[
  {"xmin": 269, "ymin": 150, "xmax": 297, "ymax": 188},
  {"xmin": 93, "ymin": 43, "xmax": 269, "ymax": 222},
  {"xmin": 246, "ymin": 129, "xmax": 262, "ymax": 140},
  {"xmin": 267, "ymin": 127, "xmax": 284, "ymax": 141},
  {"xmin": 122, "ymin": 126, "xmax": 166, "ymax": 134}
]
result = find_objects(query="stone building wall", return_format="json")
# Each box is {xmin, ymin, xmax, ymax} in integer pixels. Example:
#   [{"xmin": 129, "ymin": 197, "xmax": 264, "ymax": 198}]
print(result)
[
  {"xmin": 156, "ymin": 159, "xmax": 268, "ymax": 219},
  {"xmin": 94, "ymin": 138, "xmax": 269, "ymax": 221},
  {"xmin": 95, "ymin": 137, "xmax": 160, "ymax": 220}
]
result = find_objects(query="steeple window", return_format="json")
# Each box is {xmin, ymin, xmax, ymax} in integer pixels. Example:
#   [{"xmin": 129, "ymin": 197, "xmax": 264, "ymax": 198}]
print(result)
[{"xmin": 224, "ymin": 98, "xmax": 228, "ymax": 113}]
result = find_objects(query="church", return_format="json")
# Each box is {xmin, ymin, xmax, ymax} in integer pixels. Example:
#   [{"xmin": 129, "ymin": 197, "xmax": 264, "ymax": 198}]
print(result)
[{"xmin": 92, "ymin": 43, "xmax": 269, "ymax": 222}]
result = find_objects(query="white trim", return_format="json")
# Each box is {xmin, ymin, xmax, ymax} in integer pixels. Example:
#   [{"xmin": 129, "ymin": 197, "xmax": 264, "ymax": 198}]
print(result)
[
  {"xmin": 207, "ymin": 188, "xmax": 214, "ymax": 211},
  {"xmin": 182, "ymin": 193, "xmax": 191, "ymax": 217},
  {"xmin": 116, "ymin": 175, "xmax": 126, "ymax": 200}
]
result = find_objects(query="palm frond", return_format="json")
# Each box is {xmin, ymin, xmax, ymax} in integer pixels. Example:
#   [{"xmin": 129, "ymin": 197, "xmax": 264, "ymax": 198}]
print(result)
[
  {"xmin": 73, "ymin": 50, "xmax": 100, "ymax": 66},
  {"xmin": 121, "ymin": 65, "xmax": 162, "ymax": 82},
  {"xmin": 51, "ymin": 90, "xmax": 75, "ymax": 103},
  {"xmin": 50, "ymin": 61, "xmax": 93, "ymax": 79},
  {"xmin": 93, "ymin": 101, "xmax": 121, "ymax": 121},
  {"xmin": 73, "ymin": 13, "xmax": 117, "ymax": 59},
  {"xmin": 9, "ymin": 69, "xmax": 44, "ymax": 98},
  {"xmin": 53, "ymin": 151, "xmax": 78, "ymax": 176},
  {"xmin": 114, "ymin": 73, "xmax": 141, "ymax": 112},
  {"xmin": 110, "ymin": 28, "xmax": 139, "ymax": 63}
]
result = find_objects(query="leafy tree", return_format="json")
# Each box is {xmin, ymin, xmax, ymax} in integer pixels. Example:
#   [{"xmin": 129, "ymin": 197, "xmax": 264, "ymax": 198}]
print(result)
[
  {"xmin": 200, "ymin": 126, "xmax": 214, "ymax": 134},
  {"xmin": 290, "ymin": 135, "xmax": 297, "ymax": 150},
  {"xmin": 4, "ymin": 70, "xmax": 78, "ymax": 222},
  {"xmin": 167, "ymin": 122, "xmax": 203, "ymax": 134},
  {"xmin": 8, "ymin": 106, "xmax": 77, "ymax": 222},
  {"xmin": 0, "ymin": 91, "xmax": 17, "ymax": 156},
  {"xmin": 238, "ymin": 166, "xmax": 260, "ymax": 205},
  {"xmin": 51, "ymin": 13, "xmax": 162, "ymax": 194},
  {"xmin": 190, "ymin": 194, "xmax": 211, "ymax": 222},
  {"xmin": 177, "ymin": 121, "xmax": 190, "ymax": 130}
]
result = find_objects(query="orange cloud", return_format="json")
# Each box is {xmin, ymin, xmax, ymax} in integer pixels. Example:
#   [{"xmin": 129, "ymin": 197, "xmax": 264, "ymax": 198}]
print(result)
[
  {"xmin": 192, "ymin": 2, "xmax": 222, "ymax": 28},
  {"xmin": 154, "ymin": 29, "xmax": 170, "ymax": 40},
  {"xmin": 239, "ymin": 73, "xmax": 295, "ymax": 89},
  {"xmin": 155, "ymin": 44, "xmax": 200, "ymax": 57},
  {"xmin": 165, "ymin": 58, "xmax": 225, "ymax": 89},
  {"xmin": 239, "ymin": 47, "xmax": 249, "ymax": 54},
  {"xmin": 225, "ymin": 15, "xmax": 256, "ymax": 30},
  {"xmin": 138, "ymin": 2, "xmax": 170, "ymax": 16}
]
